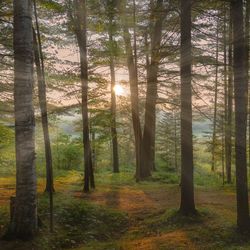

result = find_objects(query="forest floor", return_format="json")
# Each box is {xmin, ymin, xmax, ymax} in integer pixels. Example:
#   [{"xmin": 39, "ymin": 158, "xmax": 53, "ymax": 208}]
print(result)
[{"xmin": 0, "ymin": 170, "xmax": 250, "ymax": 249}]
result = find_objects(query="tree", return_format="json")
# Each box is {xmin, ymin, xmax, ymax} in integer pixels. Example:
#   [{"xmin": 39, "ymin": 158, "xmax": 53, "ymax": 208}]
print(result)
[
  {"xmin": 33, "ymin": 0, "xmax": 54, "ymax": 195},
  {"xmin": 106, "ymin": 0, "xmax": 119, "ymax": 173},
  {"xmin": 119, "ymin": 0, "xmax": 143, "ymax": 181},
  {"xmin": 71, "ymin": 0, "xmax": 95, "ymax": 192},
  {"xmin": 179, "ymin": 0, "xmax": 196, "ymax": 215},
  {"xmin": 231, "ymin": 0, "xmax": 250, "ymax": 232},
  {"xmin": 33, "ymin": 4, "xmax": 54, "ymax": 232},
  {"xmin": 225, "ymin": 4, "xmax": 233, "ymax": 184},
  {"xmin": 142, "ymin": 0, "xmax": 165, "ymax": 175},
  {"xmin": 9, "ymin": 0, "xmax": 38, "ymax": 239},
  {"xmin": 211, "ymin": 16, "xmax": 219, "ymax": 172}
]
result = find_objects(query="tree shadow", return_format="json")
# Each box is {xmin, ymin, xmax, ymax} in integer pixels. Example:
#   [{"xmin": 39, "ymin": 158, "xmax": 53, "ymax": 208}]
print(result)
[
  {"xmin": 104, "ymin": 175, "xmax": 121, "ymax": 209},
  {"xmin": 105, "ymin": 188, "xmax": 120, "ymax": 208}
]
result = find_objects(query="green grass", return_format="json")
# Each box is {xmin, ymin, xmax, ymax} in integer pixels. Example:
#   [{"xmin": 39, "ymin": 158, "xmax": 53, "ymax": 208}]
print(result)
[{"xmin": 1, "ymin": 193, "xmax": 129, "ymax": 250}]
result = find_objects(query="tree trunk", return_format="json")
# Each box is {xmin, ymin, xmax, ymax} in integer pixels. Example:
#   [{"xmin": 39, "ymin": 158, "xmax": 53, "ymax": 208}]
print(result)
[
  {"xmin": 245, "ymin": 0, "xmax": 250, "ymax": 173},
  {"xmin": 142, "ymin": 0, "xmax": 164, "ymax": 177},
  {"xmin": 223, "ymin": 6, "xmax": 227, "ymax": 186},
  {"xmin": 174, "ymin": 113, "xmax": 178, "ymax": 171},
  {"xmin": 179, "ymin": 0, "xmax": 196, "ymax": 215},
  {"xmin": 226, "ymin": 5, "xmax": 233, "ymax": 184},
  {"xmin": 33, "ymin": 28, "xmax": 54, "ymax": 232},
  {"xmin": 119, "ymin": 0, "xmax": 143, "ymax": 181},
  {"xmin": 231, "ymin": 0, "xmax": 250, "ymax": 232},
  {"xmin": 10, "ymin": 0, "xmax": 38, "ymax": 239},
  {"xmin": 108, "ymin": 16, "xmax": 119, "ymax": 173},
  {"xmin": 211, "ymin": 18, "xmax": 219, "ymax": 172},
  {"xmin": 73, "ymin": 0, "xmax": 95, "ymax": 192}
]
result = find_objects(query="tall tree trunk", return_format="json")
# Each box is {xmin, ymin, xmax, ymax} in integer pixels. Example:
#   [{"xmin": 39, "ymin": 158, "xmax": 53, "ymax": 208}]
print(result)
[
  {"xmin": 33, "ymin": 29, "xmax": 54, "ymax": 232},
  {"xmin": 223, "ymin": 5, "xmax": 227, "ymax": 186},
  {"xmin": 179, "ymin": 0, "xmax": 196, "ymax": 215},
  {"xmin": 33, "ymin": 0, "xmax": 54, "ymax": 200},
  {"xmin": 174, "ymin": 112, "xmax": 178, "ymax": 171},
  {"xmin": 232, "ymin": 0, "xmax": 250, "ymax": 232},
  {"xmin": 119, "ymin": 0, "xmax": 143, "ymax": 181},
  {"xmin": 108, "ymin": 16, "xmax": 119, "ymax": 173},
  {"xmin": 226, "ymin": 5, "xmax": 233, "ymax": 184},
  {"xmin": 73, "ymin": 0, "xmax": 95, "ymax": 192},
  {"xmin": 211, "ymin": 18, "xmax": 219, "ymax": 172},
  {"xmin": 246, "ymin": 0, "xmax": 250, "ymax": 173},
  {"xmin": 142, "ymin": 0, "xmax": 164, "ymax": 177},
  {"xmin": 144, "ymin": 31, "xmax": 156, "ymax": 172},
  {"xmin": 10, "ymin": 0, "xmax": 37, "ymax": 239}
]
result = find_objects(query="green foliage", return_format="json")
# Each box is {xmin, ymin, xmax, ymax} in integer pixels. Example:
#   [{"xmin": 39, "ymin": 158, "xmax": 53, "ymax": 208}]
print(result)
[
  {"xmin": 0, "ymin": 124, "xmax": 15, "ymax": 175},
  {"xmin": 37, "ymin": 194, "xmax": 129, "ymax": 249},
  {"xmin": 39, "ymin": 0, "xmax": 64, "ymax": 12},
  {"xmin": 0, "ymin": 124, "xmax": 14, "ymax": 147},
  {"xmin": 52, "ymin": 133, "xmax": 83, "ymax": 170}
]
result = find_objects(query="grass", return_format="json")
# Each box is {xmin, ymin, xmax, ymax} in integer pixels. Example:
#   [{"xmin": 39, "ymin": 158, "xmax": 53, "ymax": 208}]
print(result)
[
  {"xmin": 0, "ymin": 166, "xmax": 250, "ymax": 249},
  {"xmin": 0, "ymin": 193, "xmax": 129, "ymax": 250}
]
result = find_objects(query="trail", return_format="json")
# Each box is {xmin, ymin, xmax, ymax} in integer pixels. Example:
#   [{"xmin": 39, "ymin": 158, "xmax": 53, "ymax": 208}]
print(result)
[
  {"xmin": 0, "ymin": 174, "xmax": 243, "ymax": 250},
  {"xmin": 74, "ymin": 184, "xmax": 237, "ymax": 250}
]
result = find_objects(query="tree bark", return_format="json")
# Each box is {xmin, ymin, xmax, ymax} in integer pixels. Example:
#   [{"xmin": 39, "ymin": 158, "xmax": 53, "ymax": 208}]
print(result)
[
  {"xmin": 73, "ymin": 0, "xmax": 95, "ymax": 192},
  {"xmin": 226, "ymin": 5, "xmax": 233, "ymax": 184},
  {"xmin": 231, "ymin": 0, "xmax": 250, "ymax": 232},
  {"xmin": 119, "ymin": 0, "xmax": 143, "ymax": 181},
  {"xmin": 33, "ymin": 28, "xmax": 54, "ymax": 232},
  {"xmin": 211, "ymin": 18, "xmax": 219, "ymax": 172},
  {"xmin": 10, "ymin": 0, "xmax": 38, "ymax": 239},
  {"xmin": 33, "ymin": 0, "xmax": 54, "ymax": 195},
  {"xmin": 108, "ymin": 12, "xmax": 119, "ymax": 173},
  {"xmin": 179, "ymin": 0, "xmax": 196, "ymax": 215},
  {"xmin": 142, "ymin": 0, "xmax": 164, "ymax": 176},
  {"xmin": 223, "ymin": 6, "xmax": 227, "ymax": 186}
]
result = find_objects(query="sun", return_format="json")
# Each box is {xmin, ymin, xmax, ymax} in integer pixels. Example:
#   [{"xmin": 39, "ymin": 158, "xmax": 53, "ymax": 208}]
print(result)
[{"xmin": 113, "ymin": 84, "xmax": 124, "ymax": 96}]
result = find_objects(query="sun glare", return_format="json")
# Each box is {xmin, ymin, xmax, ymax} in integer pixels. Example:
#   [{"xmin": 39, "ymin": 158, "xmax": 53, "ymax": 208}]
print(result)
[{"xmin": 113, "ymin": 84, "xmax": 124, "ymax": 96}]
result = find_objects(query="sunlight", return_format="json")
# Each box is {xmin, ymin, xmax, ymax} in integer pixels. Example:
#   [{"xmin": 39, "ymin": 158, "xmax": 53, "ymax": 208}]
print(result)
[{"xmin": 113, "ymin": 84, "xmax": 124, "ymax": 96}]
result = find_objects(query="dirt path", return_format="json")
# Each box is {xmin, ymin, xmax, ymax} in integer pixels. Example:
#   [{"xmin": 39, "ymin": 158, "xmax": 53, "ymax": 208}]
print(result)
[
  {"xmin": 73, "ymin": 184, "xmax": 238, "ymax": 250},
  {"xmin": 0, "ymin": 174, "xmax": 243, "ymax": 250}
]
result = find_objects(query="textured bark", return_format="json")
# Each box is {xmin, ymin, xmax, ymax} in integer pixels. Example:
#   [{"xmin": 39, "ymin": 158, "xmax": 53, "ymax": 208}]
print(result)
[
  {"xmin": 119, "ymin": 0, "xmax": 143, "ymax": 181},
  {"xmin": 108, "ymin": 14, "xmax": 119, "ymax": 173},
  {"xmin": 33, "ymin": 29, "xmax": 54, "ymax": 232},
  {"xmin": 33, "ymin": 0, "xmax": 54, "ymax": 195},
  {"xmin": 73, "ymin": 0, "xmax": 95, "ymax": 192},
  {"xmin": 226, "ymin": 6, "xmax": 233, "ymax": 184},
  {"xmin": 174, "ymin": 113, "xmax": 178, "ymax": 171},
  {"xmin": 211, "ymin": 19, "xmax": 219, "ymax": 172},
  {"xmin": 142, "ymin": 0, "xmax": 164, "ymax": 176},
  {"xmin": 223, "ymin": 7, "xmax": 227, "ymax": 185},
  {"xmin": 232, "ymin": 0, "xmax": 250, "ymax": 232},
  {"xmin": 179, "ymin": 0, "xmax": 196, "ymax": 215},
  {"xmin": 246, "ymin": 0, "xmax": 250, "ymax": 173},
  {"xmin": 10, "ymin": 0, "xmax": 38, "ymax": 239}
]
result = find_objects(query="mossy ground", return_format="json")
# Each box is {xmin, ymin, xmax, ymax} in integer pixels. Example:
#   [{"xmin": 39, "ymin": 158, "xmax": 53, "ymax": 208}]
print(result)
[{"xmin": 0, "ymin": 168, "xmax": 250, "ymax": 249}]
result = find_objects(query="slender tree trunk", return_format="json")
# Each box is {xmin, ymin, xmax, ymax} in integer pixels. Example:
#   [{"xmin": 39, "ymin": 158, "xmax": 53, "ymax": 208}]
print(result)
[
  {"xmin": 33, "ymin": 29, "xmax": 54, "ymax": 232},
  {"xmin": 10, "ymin": 0, "xmax": 37, "ymax": 239},
  {"xmin": 211, "ymin": 18, "xmax": 219, "ymax": 172},
  {"xmin": 33, "ymin": 0, "xmax": 54, "ymax": 195},
  {"xmin": 223, "ymin": 6, "xmax": 227, "ymax": 186},
  {"xmin": 232, "ymin": 0, "xmax": 250, "ymax": 232},
  {"xmin": 226, "ymin": 6, "xmax": 233, "ymax": 184},
  {"xmin": 245, "ymin": 0, "xmax": 250, "ymax": 173},
  {"xmin": 108, "ymin": 19, "xmax": 119, "ymax": 173},
  {"xmin": 142, "ymin": 0, "xmax": 164, "ymax": 177},
  {"xmin": 174, "ymin": 112, "xmax": 178, "ymax": 171},
  {"xmin": 179, "ymin": 0, "xmax": 196, "ymax": 215},
  {"xmin": 119, "ymin": 0, "xmax": 143, "ymax": 181},
  {"xmin": 91, "ymin": 127, "xmax": 96, "ymax": 170},
  {"xmin": 73, "ymin": 0, "xmax": 95, "ymax": 192},
  {"xmin": 144, "ymin": 31, "xmax": 156, "ymax": 172}
]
